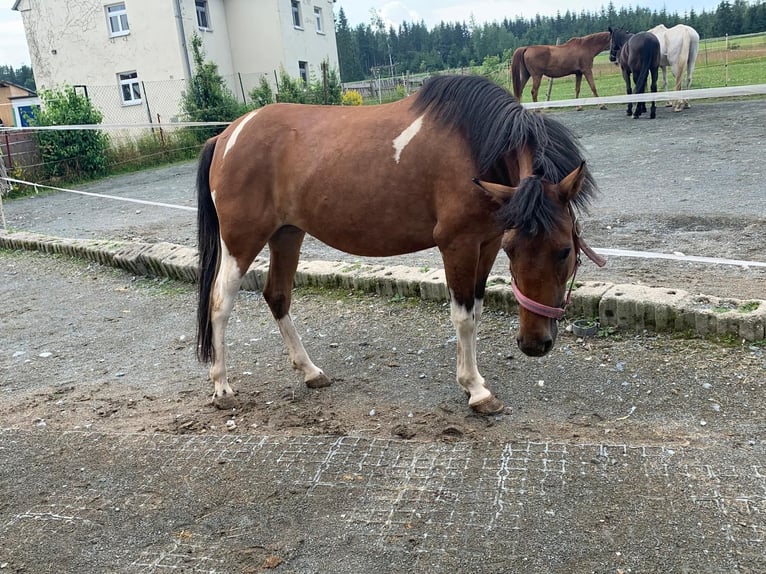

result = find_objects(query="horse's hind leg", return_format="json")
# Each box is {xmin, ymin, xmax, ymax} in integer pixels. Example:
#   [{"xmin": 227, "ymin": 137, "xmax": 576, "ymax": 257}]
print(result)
[
  {"xmin": 264, "ymin": 225, "xmax": 330, "ymax": 389},
  {"xmin": 208, "ymin": 240, "xmax": 258, "ymax": 409}
]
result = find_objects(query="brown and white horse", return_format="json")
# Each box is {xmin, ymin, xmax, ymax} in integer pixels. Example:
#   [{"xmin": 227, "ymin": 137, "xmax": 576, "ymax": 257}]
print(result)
[{"xmin": 196, "ymin": 75, "xmax": 602, "ymax": 415}]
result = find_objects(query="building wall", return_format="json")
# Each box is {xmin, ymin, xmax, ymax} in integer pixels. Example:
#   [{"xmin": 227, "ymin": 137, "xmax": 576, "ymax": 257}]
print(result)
[{"xmin": 13, "ymin": 0, "xmax": 340, "ymax": 125}]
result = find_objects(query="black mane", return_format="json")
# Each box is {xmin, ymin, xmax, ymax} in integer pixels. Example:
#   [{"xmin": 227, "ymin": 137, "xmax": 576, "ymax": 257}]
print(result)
[{"xmin": 411, "ymin": 74, "xmax": 596, "ymax": 234}]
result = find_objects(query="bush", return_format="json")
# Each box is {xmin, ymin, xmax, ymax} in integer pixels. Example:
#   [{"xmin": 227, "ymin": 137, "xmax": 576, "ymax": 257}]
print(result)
[
  {"xmin": 342, "ymin": 90, "xmax": 363, "ymax": 106},
  {"xmin": 31, "ymin": 86, "xmax": 110, "ymax": 180},
  {"xmin": 249, "ymin": 76, "xmax": 274, "ymax": 108},
  {"xmin": 180, "ymin": 33, "xmax": 244, "ymax": 140}
]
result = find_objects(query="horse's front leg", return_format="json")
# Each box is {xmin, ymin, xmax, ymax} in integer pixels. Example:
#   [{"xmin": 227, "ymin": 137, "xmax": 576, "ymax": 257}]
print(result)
[
  {"xmin": 441, "ymin": 244, "xmax": 505, "ymax": 415},
  {"xmin": 622, "ymin": 67, "xmax": 633, "ymax": 116}
]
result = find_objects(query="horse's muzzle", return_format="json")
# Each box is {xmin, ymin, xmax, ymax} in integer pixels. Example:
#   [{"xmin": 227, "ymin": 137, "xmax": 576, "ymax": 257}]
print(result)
[{"xmin": 516, "ymin": 320, "xmax": 558, "ymax": 357}]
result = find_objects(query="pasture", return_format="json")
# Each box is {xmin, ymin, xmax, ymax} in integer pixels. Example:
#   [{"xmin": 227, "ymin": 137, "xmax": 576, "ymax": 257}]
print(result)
[{"xmin": 502, "ymin": 31, "xmax": 766, "ymax": 102}]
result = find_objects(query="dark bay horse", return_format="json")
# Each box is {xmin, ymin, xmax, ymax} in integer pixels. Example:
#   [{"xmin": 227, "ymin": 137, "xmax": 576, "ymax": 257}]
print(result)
[
  {"xmin": 196, "ymin": 75, "xmax": 602, "ymax": 415},
  {"xmin": 609, "ymin": 26, "xmax": 660, "ymax": 119},
  {"xmin": 511, "ymin": 32, "xmax": 611, "ymax": 110}
]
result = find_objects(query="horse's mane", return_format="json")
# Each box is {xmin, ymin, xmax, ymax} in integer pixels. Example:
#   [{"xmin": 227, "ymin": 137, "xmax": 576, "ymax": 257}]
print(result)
[{"xmin": 411, "ymin": 74, "xmax": 596, "ymax": 233}]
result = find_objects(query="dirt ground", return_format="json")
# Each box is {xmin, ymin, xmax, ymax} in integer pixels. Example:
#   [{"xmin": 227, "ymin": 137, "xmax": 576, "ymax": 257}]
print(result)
[{"xmin": 1, "ymin": 99, "xmax": 765, "ymax": 572}]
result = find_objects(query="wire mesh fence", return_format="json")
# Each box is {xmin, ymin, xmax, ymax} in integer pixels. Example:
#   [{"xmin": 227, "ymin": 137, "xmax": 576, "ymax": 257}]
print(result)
[{"xmin": 1, "ymin": 32, "xmax": 764, "ymax": 192}]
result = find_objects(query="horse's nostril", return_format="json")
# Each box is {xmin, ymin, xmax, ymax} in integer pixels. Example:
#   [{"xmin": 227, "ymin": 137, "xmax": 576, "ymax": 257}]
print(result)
[{"xmin": 542, "ymin": 337, "xmax": 553, "ymax": 354}]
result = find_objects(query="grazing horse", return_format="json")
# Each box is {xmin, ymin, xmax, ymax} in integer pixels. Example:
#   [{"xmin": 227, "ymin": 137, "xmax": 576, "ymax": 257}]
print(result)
[
  {"xmin": 647, "ymin": 24, "xmax": 700, "ymax": 111},
  {"xmin": 609, "ymin": 27, "xmax": 660, "ymax": 119},
  {"xmin": 196, "ymin": 75, "xmax": 604, "ymax": 415},
  {"xmin": 511, "ymin": 32, "xmax": 611, "ymax": 110}
]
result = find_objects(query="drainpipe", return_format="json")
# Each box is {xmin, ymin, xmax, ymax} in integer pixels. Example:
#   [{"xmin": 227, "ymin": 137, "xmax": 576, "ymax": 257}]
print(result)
[{"xmin": 174, "ymin": 0, "xmax": 193, "ymax": 80}]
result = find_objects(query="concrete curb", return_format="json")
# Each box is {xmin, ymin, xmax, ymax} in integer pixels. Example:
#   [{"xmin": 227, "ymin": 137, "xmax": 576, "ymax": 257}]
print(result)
[{"xmin": 2, "ymin": 230, "xmax": 764, "ymax": 342}]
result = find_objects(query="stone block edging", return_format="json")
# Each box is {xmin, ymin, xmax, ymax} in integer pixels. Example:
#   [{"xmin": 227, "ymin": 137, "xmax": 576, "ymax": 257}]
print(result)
[{"xmin": 2, "ymin": 231, "xmax": 763, "ymax": 342}]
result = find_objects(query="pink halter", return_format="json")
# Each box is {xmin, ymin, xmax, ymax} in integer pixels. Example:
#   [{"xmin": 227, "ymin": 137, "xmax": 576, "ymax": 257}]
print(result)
[{"xmin": 512, "ymin": 209, "xmax": 607, "ymax": 320}]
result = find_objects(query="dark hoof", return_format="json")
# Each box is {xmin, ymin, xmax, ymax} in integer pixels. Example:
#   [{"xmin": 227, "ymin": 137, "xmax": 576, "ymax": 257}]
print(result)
[
  {"xmin": 470, "ymin": 395, "xmax": 506, "ymax": 415},
  {"xmin": 306, "ymin": 373, "xmax": 332, "ymax": 389},
  {"xmin": 213, "ymin": 394, "xmax": 238, "ymax": 410}
]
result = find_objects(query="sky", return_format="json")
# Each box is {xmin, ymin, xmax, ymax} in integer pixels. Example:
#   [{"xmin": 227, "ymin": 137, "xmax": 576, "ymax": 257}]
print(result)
[{"xmin": 1, "ymin": 0, "xmax": 725, "ymax": 68}]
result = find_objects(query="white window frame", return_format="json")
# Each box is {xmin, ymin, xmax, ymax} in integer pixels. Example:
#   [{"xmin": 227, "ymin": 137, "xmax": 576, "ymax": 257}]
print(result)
[
  {"xmin": 298, "ymin": 61, "xmax": 309, "ymax": 83},
  {"xmin": 195, "ymin": 0, "xmax": 211, "ymax": 30},
  {"xmin": 314, "ymin": 6, "xmax": 324, "ymax": 34},
  {"xmin": 291, "ymin": 1, "xmax": 302, "ymax": 29},
  {"xmin": 106, "ymin": 3, "xmax": 130, "ymax": 38},
  {"xmin": 118, "ymin": 71, "xmax": 142, "ymax": 106}
]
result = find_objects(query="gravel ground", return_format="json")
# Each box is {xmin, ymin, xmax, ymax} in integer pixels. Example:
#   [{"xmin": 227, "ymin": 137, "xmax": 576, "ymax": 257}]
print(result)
[
  {"xmin": 0, "ymin": 250, "xmax": 765, "ymax": 573},
  {"xmin": 1, "ymin": 98, "xmax": 765, "ymax": 573}
]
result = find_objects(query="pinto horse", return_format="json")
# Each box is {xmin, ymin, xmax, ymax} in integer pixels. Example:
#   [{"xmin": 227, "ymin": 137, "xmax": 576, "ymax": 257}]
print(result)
[
  {"xmin": 609, "ymin": 27, "xmax": 660, "ymax": 119},
  {"xmin": 196, "ymin": 75, "xmax": 604, "ymax": 415},
  {"xmin": 647, "ymin": 24, "xmax": 700, "ymax": 111},
  {"xmin": 511, "ymin": 32, "xmax": 611, "ymax": 110}
]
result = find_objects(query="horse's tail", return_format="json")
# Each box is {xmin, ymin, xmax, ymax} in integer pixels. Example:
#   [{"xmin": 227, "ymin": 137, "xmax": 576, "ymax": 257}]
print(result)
[
  {"xmin": 511, "ymin": 47, "xmax": 529, "ymax": 100},
  {"xmin": 196, "ymin": 136, "xmax": 220, "ymax": 364},
  {"xmin": 686, "ymin": 29, "xmax": 700, "ymax": 88},
  {"xmin": 634, "ymin": 57, "xmax": 652, "ymax": 95},
  {"xmin": 675, "ymin": 32, "xmax": 691, "ymax": 90}
]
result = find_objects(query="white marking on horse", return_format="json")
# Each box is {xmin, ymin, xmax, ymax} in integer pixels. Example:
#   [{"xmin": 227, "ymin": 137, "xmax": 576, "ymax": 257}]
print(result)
[
  {"xmin": 223, "ymin": 110, "xmax": 258, "ymax": 159},
  {"xmin": 392, "ymin": 115, "xmax": 424, "ymax": 164},
  {"xmin": 449, "ymin": 296, "xmax": 491, "ymax": 405},
  {"xmin": 209, "ymin": 237, "xmax": 244, "ymax": 399},
  {"xmin": 276, "ymin": 316, "xmax": 325, "ymax": 382}
]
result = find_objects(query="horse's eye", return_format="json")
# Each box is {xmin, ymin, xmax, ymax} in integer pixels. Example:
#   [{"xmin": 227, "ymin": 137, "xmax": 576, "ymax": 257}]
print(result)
[{"xmin": 558, "ymin": 247, "xmax": 572, "ymax": 261}]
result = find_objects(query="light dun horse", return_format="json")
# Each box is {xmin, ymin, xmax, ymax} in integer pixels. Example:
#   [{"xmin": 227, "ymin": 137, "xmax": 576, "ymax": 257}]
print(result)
[
  {"xmin": 511, "ymin": 32, "xmax": 611, "ymax": 110},
  {"xmin": 609, "ymin": 27, "xmax": 661, "ymax": 119},
  {"xmin": 647, "ymin": 24, "xmax": 700, "ymax": 111},
  {"xmin": 196, "ymin": 75, "xmax": 603, "ymax": 415}
]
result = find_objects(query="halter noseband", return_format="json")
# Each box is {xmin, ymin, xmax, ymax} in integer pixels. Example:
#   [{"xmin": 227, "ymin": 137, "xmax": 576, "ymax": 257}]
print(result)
[{"xmin": 511, "ymin": 207, "xmax": 607, "ymax": 320}]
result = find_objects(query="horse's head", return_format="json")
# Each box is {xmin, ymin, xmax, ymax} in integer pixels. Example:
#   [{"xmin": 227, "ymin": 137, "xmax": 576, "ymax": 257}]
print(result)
[
  {"xmin": 476, "ymin": 163, "xmax": 588, "ymax": 357},
  {"xmin": 608, "ymin": 26, "xmax": 629, "ymax": 63}
]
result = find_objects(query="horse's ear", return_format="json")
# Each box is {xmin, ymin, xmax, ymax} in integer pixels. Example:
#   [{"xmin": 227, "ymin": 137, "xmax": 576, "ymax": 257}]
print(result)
[
  {"xmin": 473, "ymin": 178, "xmax": 516, "ymax": 204},
  {"xmin": 558, "ymin": 162, "xmax": 586, "ymax": 202}
]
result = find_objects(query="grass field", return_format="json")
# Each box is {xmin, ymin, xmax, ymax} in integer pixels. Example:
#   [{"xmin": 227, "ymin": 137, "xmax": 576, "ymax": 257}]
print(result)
[{"xmin": 497, "ymin": 32, "xmax": 766, "ymax": 101}]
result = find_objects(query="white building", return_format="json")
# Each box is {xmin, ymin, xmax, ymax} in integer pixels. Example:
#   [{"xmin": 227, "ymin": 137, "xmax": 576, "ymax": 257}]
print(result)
[{"xmin": 12, "ymin": 0, "xmax": 339, "ymax": 123}]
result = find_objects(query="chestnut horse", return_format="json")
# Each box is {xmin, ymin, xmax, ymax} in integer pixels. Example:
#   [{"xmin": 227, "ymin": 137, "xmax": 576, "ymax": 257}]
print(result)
[
  {"xmin": 511, "ymin": 32, "xmax": 611, "ymax": 109},
  {"xmin": 609, "ymin": 27, "xmax": 660, "ymax": 119},
  {"xmin": 196, "ymin": 75, "xmax": 603, "ymax": 415}
]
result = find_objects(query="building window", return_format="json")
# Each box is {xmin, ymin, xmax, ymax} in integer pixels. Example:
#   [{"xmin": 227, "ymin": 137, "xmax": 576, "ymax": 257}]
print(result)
[
  {"xmin": 196, "ymin": 0, "xmax": 211, "ymax": 29},
  {"xmin": 118, "ymin": 71, "xmax": 142, "ymax": 106},
  {"xmin": 106, "ymin": 3, "xmax": 129, "ymax": 37},
  {"xmin": 314, "ymin": 6, "xmax": 324, "ymax": 33},
  {"xmin": 291, "ymin": 1, "xmax": 302, "ymax": 28},
  {"xmin": 298, "ymin": 61, "xmax": 309, "ymax": 83}
]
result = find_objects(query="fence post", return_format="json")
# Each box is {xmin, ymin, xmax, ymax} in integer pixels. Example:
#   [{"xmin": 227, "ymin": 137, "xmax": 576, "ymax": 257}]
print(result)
[
  {"xmin": 238, "ymin": 72, "xmax": 246, "ymax": 104},
  {"xmin": 2, "ymin": 132, "xmax": 12, "ymax": 170},
  {"xmin": 142, "ymin": 81, "xmax": 153, "ymax": 125}
]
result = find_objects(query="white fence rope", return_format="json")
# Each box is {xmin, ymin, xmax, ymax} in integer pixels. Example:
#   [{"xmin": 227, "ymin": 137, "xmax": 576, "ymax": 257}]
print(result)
[{"xmin": 1, "ymin": 175, "xmax": 765, "ymax": 269}]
